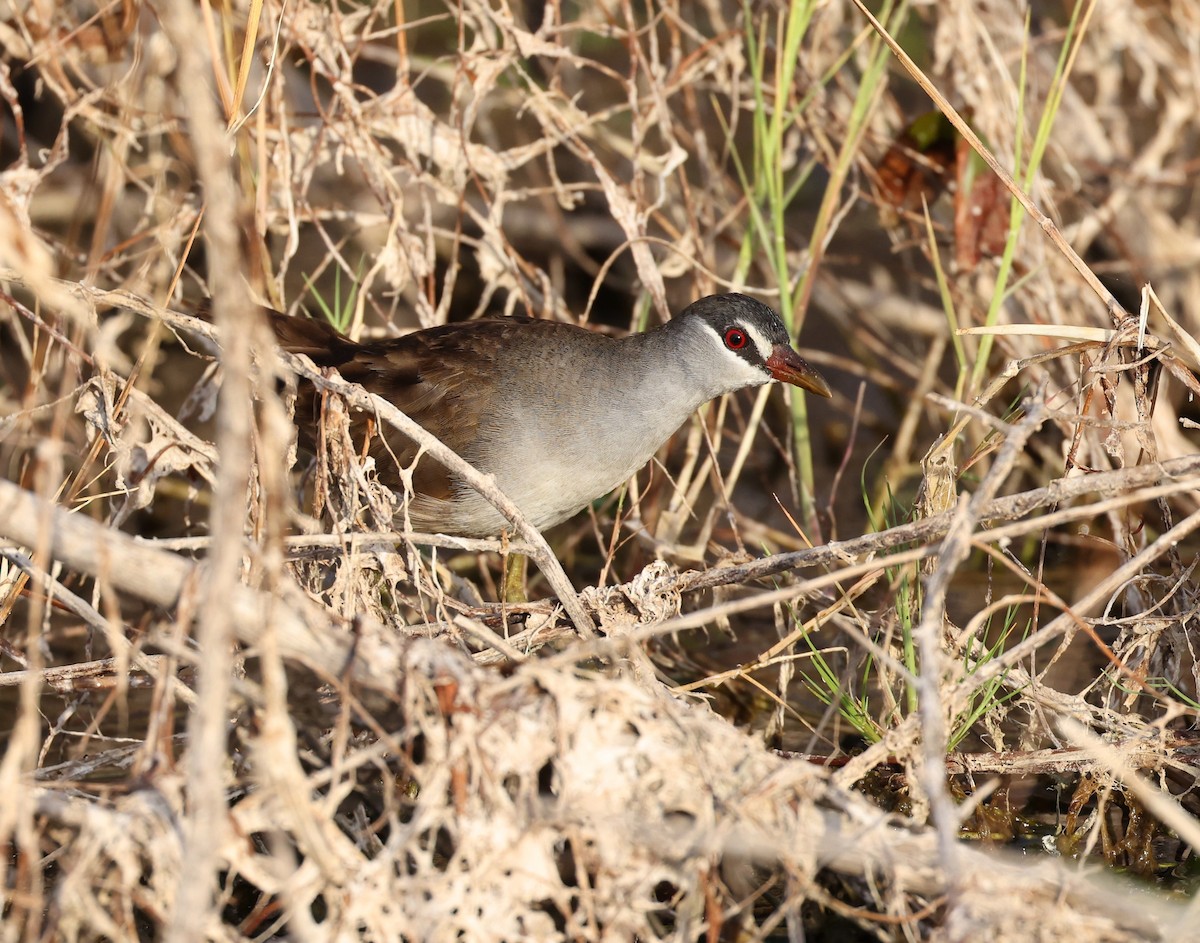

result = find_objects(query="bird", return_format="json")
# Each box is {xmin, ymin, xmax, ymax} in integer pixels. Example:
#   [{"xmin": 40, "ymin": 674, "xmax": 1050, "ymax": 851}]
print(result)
[{"xmin": 253, "ymin": 292, "xmax": 831, "ymax": 537}]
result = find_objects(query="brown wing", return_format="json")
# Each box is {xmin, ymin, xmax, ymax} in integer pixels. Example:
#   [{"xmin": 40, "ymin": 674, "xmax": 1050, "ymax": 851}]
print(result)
[{"xmin": 262, "ymin": 309, "xmax": 539, "ymax": 501}]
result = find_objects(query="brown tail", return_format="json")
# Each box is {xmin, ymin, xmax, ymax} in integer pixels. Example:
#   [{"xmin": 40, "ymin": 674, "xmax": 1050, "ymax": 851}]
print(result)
[{"xmin": 192, "ymin": 298, "xmax": 358, "ymax": 367}]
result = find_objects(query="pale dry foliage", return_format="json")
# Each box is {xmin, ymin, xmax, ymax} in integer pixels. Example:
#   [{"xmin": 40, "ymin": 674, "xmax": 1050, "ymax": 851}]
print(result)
[{"xmin": 1, "ymin": 0, "xmax": 1200, "ymax": 940}]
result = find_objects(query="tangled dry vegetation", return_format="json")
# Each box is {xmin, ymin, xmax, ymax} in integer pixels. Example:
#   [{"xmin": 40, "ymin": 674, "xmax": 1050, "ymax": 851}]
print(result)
[{"xmin": 2, "ymin": 0, "xmax": 1200, "ymax": 939}]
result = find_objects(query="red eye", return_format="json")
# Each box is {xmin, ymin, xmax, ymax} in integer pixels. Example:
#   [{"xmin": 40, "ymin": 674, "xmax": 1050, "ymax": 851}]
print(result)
[{"xmin": 724, "ymin": 327, "xmax": 747, "ymax": 350}]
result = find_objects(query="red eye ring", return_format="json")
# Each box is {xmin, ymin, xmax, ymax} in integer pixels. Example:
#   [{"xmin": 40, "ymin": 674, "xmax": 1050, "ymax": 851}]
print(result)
[{"xmin": 724, "ymin": 327, "xmax": 748, "ymax": 350}]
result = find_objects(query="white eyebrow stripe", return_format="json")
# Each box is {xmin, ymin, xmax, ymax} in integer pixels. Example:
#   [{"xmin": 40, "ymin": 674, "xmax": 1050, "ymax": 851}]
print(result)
[{"xmin": 743, "ymin": 322, "xmax": 776, "ymax": 360}]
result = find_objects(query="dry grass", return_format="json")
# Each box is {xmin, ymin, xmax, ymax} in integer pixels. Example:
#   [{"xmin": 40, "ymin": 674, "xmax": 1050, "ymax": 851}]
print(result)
[{"xmin": 2, "ymin": 0, "xmax": 1200, "ymax": 939}]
